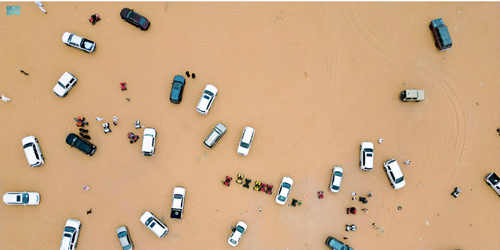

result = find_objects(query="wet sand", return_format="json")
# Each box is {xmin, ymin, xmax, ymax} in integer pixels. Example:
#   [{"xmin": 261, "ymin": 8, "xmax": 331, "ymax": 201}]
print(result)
[{"xmin": 1, "ymin": 2, "xmax": 500, "ymax": 249}]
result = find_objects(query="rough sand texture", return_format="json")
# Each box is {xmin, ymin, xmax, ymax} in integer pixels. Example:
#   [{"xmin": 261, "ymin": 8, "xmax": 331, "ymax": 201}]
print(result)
[{"xmin": 1, "ymin": 2, "xmax": 500, "ymax": 250}]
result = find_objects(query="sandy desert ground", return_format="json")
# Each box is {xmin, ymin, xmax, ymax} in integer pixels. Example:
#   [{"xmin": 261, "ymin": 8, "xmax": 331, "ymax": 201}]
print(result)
[{"xmin": 1, "ymin": 2, "xmax": 500, "ymax": 250}]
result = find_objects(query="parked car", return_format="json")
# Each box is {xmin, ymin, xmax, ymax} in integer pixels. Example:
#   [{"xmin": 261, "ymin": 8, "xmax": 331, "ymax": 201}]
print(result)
[
  {"xmin": 116, "ymin": 226, "xmax": 134, "ymax": 250},
  {"xmin": 142, "ymin": 128, "xmax": 156, "ymax": 156},
  {"xmin": 3, "ymin": 191, "xmax": 40, "ymax": 205},
  {"xmin": 65, "ymin": 133, "xmax": 96, "ymax": 156},
  {"xmin": 62, "ymin": 32, "xmax": 96, "ymax": 53},
  {"xmin": 485, "ymin": 172, "xmax": 500, "ymax": 197},
  {"xmin": 383, "ymin": 159, "xmax": 406, "ymax": 190},
  {"xmin": 120, "ymin": 8, "xmax": 150, "ymax": 30},
  {"xmin": 228, "ymin": 221, "xmax": 247, "ymax": 247},
  {"xmin": 169, "ymin": 75, "xmax": 186, "ymax": 104},
  {"xmin": 329, "ymin": 167, "xmax": 343, "ymax": 193},
  {"xmin": 359, "ymin": 142, "xmax": 374, "ymax": 171},
  {"xmin": 429, "ymin": 18, "xmax": 452, "ymax": 52},
  {"xmin": 60, "ymin": 219, "xmax": 81, "ymax": 250},
  {"xmin": 196, "ymin": 84, "xmax": 218, "ymax": 115},
  {"xmin": 237, "ymin": 127, "xmax": 255, "ymax": 156},
  {"xmin": 325, "ymin": 236, "xmax": 353, "ymax": 250},
  {"xmin": 400, "ymin": 89, "xmax": 425, "ymax": 102},
  {"xmin": 170, "ymin": 187, "xmax": 186, "ymax": 219},
  {"xmin": 53, "ymin": 72, "xmax": 78, "ymax": 98},
  {"xmin": 140, "ymin": 211, "xmax": 169, "ymax": 238},
  {"xmin": 275, "ymin": 177, "xmax": 293, "ymax": 205},
  {"xmin": 204, "ymin": 123, "xmax": 227, "ymax": 148},
  {"xmin": 22, "ymin": 135, "xmax": 44, "ymax": 167}
]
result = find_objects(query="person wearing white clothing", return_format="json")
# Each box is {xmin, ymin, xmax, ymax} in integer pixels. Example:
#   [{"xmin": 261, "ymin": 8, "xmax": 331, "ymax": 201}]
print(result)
[
  {"xmin": 1, "ymin": 95, "xmax": 11, "ymax": 102},
  {"xmin": 34, "ymin": 1, "xmax": 47, "ymax": 14}
]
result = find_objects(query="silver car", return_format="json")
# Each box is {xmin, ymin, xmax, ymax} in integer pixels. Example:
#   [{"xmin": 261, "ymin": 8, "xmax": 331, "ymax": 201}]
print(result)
[{"xmin": 116, "ymin": 226, "xmax": 134, "ymax": 250}]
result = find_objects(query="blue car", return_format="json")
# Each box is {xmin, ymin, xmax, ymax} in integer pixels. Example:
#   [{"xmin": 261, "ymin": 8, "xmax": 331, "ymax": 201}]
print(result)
[
  {"xmin": 429, "ymin": 18, "xmax": 452, "ymax": 52},
  {"xmin": 325, "ymin": 236, "xmax": 353, "ymax": 250},
  {"xmin": 170, "ymin": 75, "xmax": 186, "ymax": 104}
]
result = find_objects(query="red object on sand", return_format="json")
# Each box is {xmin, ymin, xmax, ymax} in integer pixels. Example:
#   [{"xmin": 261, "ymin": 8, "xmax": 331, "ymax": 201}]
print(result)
[{"xmin": 120, "ymin": 82, "xmax": 127, "ymax": 91}]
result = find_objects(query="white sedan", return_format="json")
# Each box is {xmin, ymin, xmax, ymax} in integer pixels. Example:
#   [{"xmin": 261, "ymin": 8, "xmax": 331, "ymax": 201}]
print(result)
[
  {"xmin": 237, "ymin": 127, "xmax": 255, "ymax": 156},
  {"xmin": 196, "ymin": 84, "xmax": 218, "ymax": 115},
  {"xmin": 60, "ymin": 219, "xmax": 81, "ymax": 250},
  {"xmin": 62, "ymin": 32, "xmax": 96, "ymax": 53},
  {"xmin": 3, "ymin": 192, "xmax": 40, "ymax": 205},
  {"xmin": 329, "ymin": 167, "xmax": 343, "ymax": 193},
  {"xmin": 228, "ymin": 221, "xmax": 247, "ymax": 247},
  {"xmin": 275, "ymin": 177, "xmax": 293, "ymax": 205}
]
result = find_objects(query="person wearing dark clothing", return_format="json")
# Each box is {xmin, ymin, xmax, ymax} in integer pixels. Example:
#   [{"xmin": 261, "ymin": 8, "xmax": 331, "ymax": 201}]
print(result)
[
  {"xmin": 186, "ymin": 71, "xmax": 190, "ymax": 77},
  {"xmin": 20, "ymin": 70, "xmax": 29, "ymax": 75},
  {"xmin": 192, "ymin": 73, "xmax": 196, "ymax": 79}
]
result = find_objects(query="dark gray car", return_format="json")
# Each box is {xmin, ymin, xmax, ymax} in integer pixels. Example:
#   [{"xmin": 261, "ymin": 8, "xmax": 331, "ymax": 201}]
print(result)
[
  {"xmin": 116, "ymin": 226, "xmax": 134, "ymax": 250},
  {"xmin": 204, "ymin": 123, "xmax": 227, "ymax": 148}
]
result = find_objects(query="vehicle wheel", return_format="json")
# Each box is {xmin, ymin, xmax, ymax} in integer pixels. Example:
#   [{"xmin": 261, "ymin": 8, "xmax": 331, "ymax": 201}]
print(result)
[
  {"xmin": 391, "ymin": 183, "xmax": 394, "ymax": 188},
  {"xmin": 35, "ymin": 138, "xmax": 38, "ymax": 143},
  {"xmin": 41, "ymin": 155, "xmax": 44, "ymax": 160},
  {"xmin": 359, "ymin": 161, "xmax": 361, "ymax": 166},
  {"xmin": 416, "ymin": 100, "xmax": 420, "ymax": 102},
  {"xmin": 435, "ymin": 42, "xmax": 439, "ymax": 48},
  {"xmin": 429, "ymin": 23, "xmax": 433, "ymax": 30},
  {"xmin": 383, "ymin": 167, "xmax": 387, "ymax": 172}
]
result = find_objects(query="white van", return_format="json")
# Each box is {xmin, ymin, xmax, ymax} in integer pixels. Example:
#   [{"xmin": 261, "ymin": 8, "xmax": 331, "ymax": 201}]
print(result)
[
  {"xmin": 142, "ymin": 128, "xmax": 156, "ymax": 156},
  {"xmin": 22, "ymin": 136, "xmax": 44, "ymax": 167}
]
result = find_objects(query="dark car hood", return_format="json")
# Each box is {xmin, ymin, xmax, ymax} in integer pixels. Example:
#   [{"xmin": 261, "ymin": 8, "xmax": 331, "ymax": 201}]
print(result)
[{"xmin": 120, "ymin": 8, "xmax": 131, "ymax": 19}]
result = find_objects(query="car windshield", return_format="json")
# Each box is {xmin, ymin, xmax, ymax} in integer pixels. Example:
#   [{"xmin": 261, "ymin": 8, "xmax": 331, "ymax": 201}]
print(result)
[
  {"xmin": 118, "ymin": 231, "xmax": 127, "ymax": 237},
  {"xmin": 64, "ymin": 226, "xmax": 76, "ymax": 233},
  {"xmin": 64, "ymin": 233, "xmax": 72, "ymax": 238},
  {"xmin": 230, "ymin": 239, "xmax": 237, "ymax": 244},
  {"xmin": 365, "ymin": 148, "xmax": 373, "ymax": 152},
  {"xmin": 22, "ymin": 193, "xmax": 29, "ymax": 203},
  {"xmin": 124, "ymin": 245, "xmax": 132, "ymax": 250},
  {"xmin": 332, "ymin": 185, "xmax": 339, "ymax": 190},
  {"xmin": 335, "ymin": 172, "xmax": 342, "ymax": 177},
  {"xmin": 58, "ymin": 81, "xmax": 68, "ymax": 88},
  {"xmin": 23, "ymin": 142, "xmax": 33, "ymax": 149},
  {"xmin": 139, "ymin": 17, "xmax": 147, "ymax": 26},
  {"xmin": 203, "ymin": 95, "xmax": 210, "ymax": 100},
  {"xmin": 236, "ymin": 226, "xmax": 245, "ymax": 233},
  {"xmin": 145, "ymin": 217, "xmax": 153, "ymax": 226},
  {"xmin": 239, "ymin": 142, "xmax": 249, "ymax": 148},
  {"xmin": 395, "ymin": 176, "xmax": 404, "ymax": 184},
  {"xmin": 278, "ymin": 195, "xmax": 286, "ymax": 202},
  {"xmin": 174, "ymin": 194, "xmax": 183, "ymax": 199},
  {"xmin": 204, "ymin": 90, "xmax": 214, "ymax": 96},
  {"xmin": 283, "ymin": 183, "xmax": 291, "ymax": 189}
]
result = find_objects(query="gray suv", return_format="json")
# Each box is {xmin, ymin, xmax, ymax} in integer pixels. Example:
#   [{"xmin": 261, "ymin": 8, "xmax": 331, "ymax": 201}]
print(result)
[{"xmin": 204, "ymin": 123, "xmax": 226, "ymax": 148}]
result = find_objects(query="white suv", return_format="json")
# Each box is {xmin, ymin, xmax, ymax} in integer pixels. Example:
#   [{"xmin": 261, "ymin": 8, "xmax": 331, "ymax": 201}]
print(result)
[
  {"xmin": 196, "ymin": 84, "xmax": 218, "ymax": 115},
  {"xmin": 142, "ymin": 128, "xmax": 156, "ymax": 156},
  {"xmin": 360, "ymin": 142, "xmax": 374, "ymax": 171},
  {"xmin": 329, "ymin": 167, "xmax": 343, "ymax": 193},
  {"xmin": 53, "ymin": 72, "xmax": 78, "ymax": 97},
  {"xmin": 60, "ymin": 219, "xmax": 81, "ymax": 250},
  {"xmin": 22, "ymin": 136, "xmax": 44, "ymax": 167},
  {"xmin": 383, "ymin": 159, "xmax": 406, "ymax": 190},
  {"xmin": 237, "ymin": 127, "xmax": 255, "ymax": 156},
  {"xmin": 275, "ymin": 177, "xmax": 293, "ymax": 205},
  {"xmin": 140, "ymin": 211, "xmax": 169, "ymax": 238}
]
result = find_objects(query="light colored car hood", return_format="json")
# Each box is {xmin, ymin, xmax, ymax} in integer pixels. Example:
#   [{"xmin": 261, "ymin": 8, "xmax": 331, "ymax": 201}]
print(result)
[
  {"xmin": 237, "ymin": 145, "xmax": 250, "ymax": 156},
  {"xmin": 62, "ymin": 32, "xmax": 71, "ymax": 43}
]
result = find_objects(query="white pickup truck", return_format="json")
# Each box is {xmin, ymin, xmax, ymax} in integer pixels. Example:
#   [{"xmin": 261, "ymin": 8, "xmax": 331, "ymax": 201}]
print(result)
[
  {"xmin": 485, "ymin": 173, "xmax": 500, "ymax": 197},
  {"xmin": 170, "ymin": 187, "xmax": 186, "ymax": 219},
  {"xmin": 400, "ymin": 89, "xmax": 425, "ymax": 102}
]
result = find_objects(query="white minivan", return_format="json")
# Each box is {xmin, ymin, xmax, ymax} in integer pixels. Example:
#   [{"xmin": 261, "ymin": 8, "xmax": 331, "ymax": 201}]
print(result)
[
  {"xmin": 359, "ymin": 142, "xmax": 374, "ymax": 171},
  {"xmin": 22, "ymin": 136, "xmax": 44, "ymax": 167},
  {"xmin": 142, "ymin": 128, "xmax": 156, "ymax": 156}
]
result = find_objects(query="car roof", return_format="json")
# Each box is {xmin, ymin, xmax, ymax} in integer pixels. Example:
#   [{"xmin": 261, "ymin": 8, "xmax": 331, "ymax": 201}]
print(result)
[
  {"xmin": 23, "ymin": 146, "xmax": 38, "ymax": 165},
  {"xmin": 388, "ymin": 161, "xmax": 404, "ymax": 178},
  {"xmin": 3, "ymin": 193, "xmax": 21, "ymax": 203},
  {"xmin": 70, "ymin": 34, "xmax": 83, "ymax": 44},
  {"xmin": 215, "ymin": 123, "xmax": 227, "ymax": 133},
  {"xmin": 59, "ymin": 72, "xmax": 74, "ymax": 84},
  {"xmin": 61, "ymin": 236, "xmax": 71, "ymax": 250},
  {"xmin": 242, "ymin": 127, "xmax": 254, "ymax": 142}
]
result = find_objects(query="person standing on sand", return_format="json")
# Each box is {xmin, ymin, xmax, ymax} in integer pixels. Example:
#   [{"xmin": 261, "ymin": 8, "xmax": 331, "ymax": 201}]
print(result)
[{"xmin": 34, "ymin": 1, "xmax": 47, "ymax": 14}]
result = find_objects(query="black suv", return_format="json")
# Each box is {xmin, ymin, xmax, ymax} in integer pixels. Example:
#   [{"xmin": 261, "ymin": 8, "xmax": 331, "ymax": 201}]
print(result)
[
  {"xmin": 65, "ymin": 133, "xmax": 96, "ymax": 156},
  {"xmin": 170, "ymin": 75, "xmax": 186, "ymax": 104},
  {"xmin": 429, "ymin": 18, "xmax": 452, "ymax": 52},
  {"xmin": 120, "ymin": 8, "xmax": 150, "ymax": 30}
]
